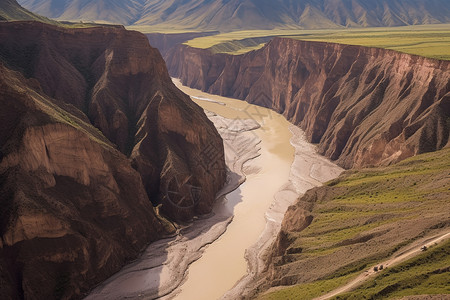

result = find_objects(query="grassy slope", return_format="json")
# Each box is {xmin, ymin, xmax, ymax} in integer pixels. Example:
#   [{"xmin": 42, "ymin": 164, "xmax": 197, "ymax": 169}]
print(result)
[
  {"xmin": 286, "ymin": 25, "xmax": 450, "ymax": 61},
  {"xmin": 334, "ymin": 240, "xmax": 450, "ymax": 299},
  {"xmin": 184, "ymin": 24, "xmax": 450, "ymax": 60},
  {"xmin": 261, "ymin": 240, "xmax": 450, "ymax": 300},
  {"xmin": 259, "ymin": 148, "xmax": 450, "ymax": 299},
  {"xmin": 0, "ymin": 0, "xmax": 56, "ymax": 23}
]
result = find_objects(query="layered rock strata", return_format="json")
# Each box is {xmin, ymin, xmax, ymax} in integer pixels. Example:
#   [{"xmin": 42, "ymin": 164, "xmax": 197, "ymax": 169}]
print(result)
[
  {"xmin": 0, "ymin": 21, "xmax": 225, "ymax": 299},
  {"xmin": 167, "ymin": 38, "xmax": 450, "ymax": 168}
]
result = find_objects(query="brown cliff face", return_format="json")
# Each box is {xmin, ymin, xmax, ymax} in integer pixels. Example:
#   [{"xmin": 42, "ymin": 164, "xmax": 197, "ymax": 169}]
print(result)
[
  {"xmin": 0, "ymin": 21, "xmax": 226, "ymax": 220},
  {"xmin": 167, "ymin": 38, "xmax": 450, "ymax": 168},
  {"xmin": 0, "ymin": 21, "xmax": 225, "ymax": 299},
  {"xmin": 0, "ymin": 63, "xmax": 163, "ymax": 299}
]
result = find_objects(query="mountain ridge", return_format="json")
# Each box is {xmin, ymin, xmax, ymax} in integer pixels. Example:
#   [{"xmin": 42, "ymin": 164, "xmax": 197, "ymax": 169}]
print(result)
[{"xmin": 19, "ymin": 0, "xmax": 450, "ymax": 31}]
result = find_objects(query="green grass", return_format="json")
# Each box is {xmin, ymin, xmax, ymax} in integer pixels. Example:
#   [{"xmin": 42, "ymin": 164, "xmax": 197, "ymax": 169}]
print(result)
[
  {"xmin": 182, "ymin": 24, "xmax": 450, "ymax": 60},
  {"xmin": 261, "ymin": 240, "xmax": 450, "ymax": 300},
  {"xmin": 260, "ymin": 148, "xmax": 450, "ymax": 299},
  {"xmin": 0, "ymin": 0, "xmax": 57, "ymax": 24},
  {"xmin": 184, "ymin": 29, "xmax": 302, "ymax": 49},
  {"xmin": 287, "ymin": 26, "xmax": 450, "ymax": 61},
  {"xmin": 126, "ymin": 25, "xmax": 205, "ymax": 34},
  {"xmin": 260, "ymin": 273, "xmax": 357, "ymax": 300},
  {"xmin": 332, "ymin": 240, "xmax": 450, "ymax": 299},
  {"xmin": 297, "ymin": 148, "xmax": 448, "ymax": 249}
]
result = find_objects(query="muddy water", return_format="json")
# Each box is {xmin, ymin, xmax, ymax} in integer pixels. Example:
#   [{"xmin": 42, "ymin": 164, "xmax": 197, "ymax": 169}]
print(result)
[{"xmin": 172, "ymin": 79, "xmax": 294, "ymax": 300}]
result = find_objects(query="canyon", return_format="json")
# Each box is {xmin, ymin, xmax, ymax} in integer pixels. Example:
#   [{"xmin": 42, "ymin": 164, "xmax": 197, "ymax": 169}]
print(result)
[
  {"xmin": 0, "ymin": 21, "xmax": 225, "ymax": 299},
  {"xmin": 166, "ymin": 38, "xmax": 450, "ymax": 169},
  {"xmin": 1, "ymin": 0, "xmax": 449, "ymax": 299}
]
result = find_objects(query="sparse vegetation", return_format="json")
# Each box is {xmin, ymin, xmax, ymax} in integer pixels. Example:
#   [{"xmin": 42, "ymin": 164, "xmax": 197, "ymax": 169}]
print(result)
[
  {"xmin": 333, "ymin": 240, "xmax": 450, "ymax": 299},
  {"xmin": 260, "ymin": 273, "xmax": 356, "ymax": 300},
  {"xmin": 0, "ymin": 0, "xmax": 56, "ymax": 24},
  {"xmin": 183, "ymin": 24, "xmax": 450, "ymax": 60},
  {"xmin": 260, "ymin": 148, "xmax": 450, "ymax": 299}
]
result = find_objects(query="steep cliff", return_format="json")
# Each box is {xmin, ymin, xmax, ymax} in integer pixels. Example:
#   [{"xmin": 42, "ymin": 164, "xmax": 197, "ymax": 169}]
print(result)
[
  {"xmin": 0, "ymin": 21, "xmax": 226, "ymax": 220},
  {"xmin": 0, "ymin": 62, "xmax": 165, "ymax": 300},
  {"xmin": 167, "ymin": 38, "xmax": 450, "ymax": 168},
  {"xmin": 0, "ymin": 21, "xmax": 225, "ymax": 299}
]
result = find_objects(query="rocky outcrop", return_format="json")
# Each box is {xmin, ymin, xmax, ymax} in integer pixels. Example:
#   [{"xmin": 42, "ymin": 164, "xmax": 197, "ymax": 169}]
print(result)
[
  {"xmin": 0, "ymin": 21, "xmax": 225, "ymax": 299},
  {"xmin": 167, "ymin": 38, "xmax": 450, "ymax": 168}
]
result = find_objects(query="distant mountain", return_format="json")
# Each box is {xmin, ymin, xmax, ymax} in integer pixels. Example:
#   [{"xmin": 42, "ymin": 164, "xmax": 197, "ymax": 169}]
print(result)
[
  {"xmin": 19, "ymin": 0, "xmax": 450, "ymax": 31},
  {"xmin": 0, "ymin": 0, "xmax": 51, "ymax": 22}
]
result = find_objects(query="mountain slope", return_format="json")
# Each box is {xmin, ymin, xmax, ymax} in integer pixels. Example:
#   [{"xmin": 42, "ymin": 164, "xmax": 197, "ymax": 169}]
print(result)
[
  {"xmin": 0, "ymin": 61, "xmax": 165, "ymax": 300},
  {"xmin": 19, "ymin": 0, "xmax": 450, "ymax": 31},
  {"xmin": 0, "ymin": 0, "xmax": 52, "ymax": 22},
  {"xmin": 0, "ymin": 21, "xmax": 226, "ymax": 221}
]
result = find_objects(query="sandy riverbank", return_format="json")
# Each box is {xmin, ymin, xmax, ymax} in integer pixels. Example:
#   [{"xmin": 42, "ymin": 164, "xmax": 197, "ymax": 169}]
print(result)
[
  {"xmin": 222, "ymin": 125, "xmax": 343, "ymax": 299},
  {"xmin": 171, "ymin": 79, "xmax": 343, "ymax": 300}
]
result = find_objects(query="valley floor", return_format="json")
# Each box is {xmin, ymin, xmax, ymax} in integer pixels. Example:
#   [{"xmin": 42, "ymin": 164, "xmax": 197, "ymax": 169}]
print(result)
[{"xmin": 84, "ymin": 79, "xmax": 342, "ymax": 299}]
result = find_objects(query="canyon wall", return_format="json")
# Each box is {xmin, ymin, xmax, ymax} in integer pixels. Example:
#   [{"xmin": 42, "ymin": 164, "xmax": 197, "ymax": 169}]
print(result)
[
  {"xmin": 0, "ymin": 21, "xmax": 225, "ymax": 299},
  {"xmin": 167, "ymin": 38, "xmax": 450, "ymax": 168}
]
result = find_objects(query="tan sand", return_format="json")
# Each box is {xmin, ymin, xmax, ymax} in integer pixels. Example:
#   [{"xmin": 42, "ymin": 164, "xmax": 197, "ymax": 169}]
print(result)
[
  {"xmin": 169, "ymin": 82, "xmax": 296, "ymax": 300},
  {"xmin": 85, "ymin": 87, "xmax": 264, "ymax": 300},
  {"xmin": 222, "ymin": 125, "xmax": 343, "ymax": 300},
  {"xmin": 170, "ymin": 79, "xmax": 343, "ymax": 300}
]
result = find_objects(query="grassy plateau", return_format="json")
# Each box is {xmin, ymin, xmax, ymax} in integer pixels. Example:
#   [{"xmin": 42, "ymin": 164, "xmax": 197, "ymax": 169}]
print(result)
[{"xmin": 182, "ymin": 24, "xmax": 450, "ymax": 60}]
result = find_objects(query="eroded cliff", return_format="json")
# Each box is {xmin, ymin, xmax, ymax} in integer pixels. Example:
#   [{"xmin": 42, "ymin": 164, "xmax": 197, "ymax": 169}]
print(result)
[
  {"xmin": 167, "ymin": 38, "xmax": 450, "ymax": 168},
  {"xmin": 0, "ymin": 21, "xmax": 225, "ymax": 299},
  {"xmin": 0, "ymin": 21, "xmax": 226, "ymax": 220}
]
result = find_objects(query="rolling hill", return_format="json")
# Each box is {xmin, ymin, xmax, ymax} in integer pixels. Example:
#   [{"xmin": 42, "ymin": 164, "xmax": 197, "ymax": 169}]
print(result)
[{"xmin": 18, "ymin": 0, "xmax": 450, "ymax": 31}]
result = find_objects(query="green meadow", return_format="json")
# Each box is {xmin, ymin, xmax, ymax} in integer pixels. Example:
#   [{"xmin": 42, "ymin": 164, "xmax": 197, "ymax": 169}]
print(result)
[{"xmin": 182, "ymin": 24, "xmax": 450, "ymax": 60}]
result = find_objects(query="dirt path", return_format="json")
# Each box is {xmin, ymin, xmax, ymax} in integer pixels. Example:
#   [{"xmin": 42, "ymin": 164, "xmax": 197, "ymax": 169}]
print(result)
[{"xmin": 314, "ymin": 231, "xmax": 450, "ymax": 300}]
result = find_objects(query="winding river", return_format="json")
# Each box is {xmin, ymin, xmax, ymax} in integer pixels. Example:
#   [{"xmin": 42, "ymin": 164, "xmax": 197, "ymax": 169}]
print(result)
[
  {"xmin": 86, "ymin": 79, "xmax": 342, "ymax": 300},
  {"xmin": 171, "ymin": 80, "xmax": 295, "ymax": 299}
]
